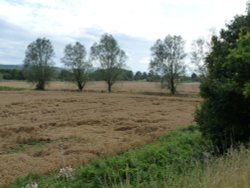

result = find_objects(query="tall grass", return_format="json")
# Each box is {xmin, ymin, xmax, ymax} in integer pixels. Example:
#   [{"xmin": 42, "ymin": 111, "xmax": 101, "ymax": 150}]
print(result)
[{"xmin": 174, "ymin": 146, "xmax": 250, "ymax": 188}]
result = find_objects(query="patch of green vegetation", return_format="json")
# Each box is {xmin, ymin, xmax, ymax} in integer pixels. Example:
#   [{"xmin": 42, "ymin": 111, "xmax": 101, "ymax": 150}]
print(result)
[
  {"xmin": 8, "ymin": 125, "xmax": 212, "ymax": 188},
  {"xmin": 0, "ymin": 86, "xmax": 26, "ymax": 91},
  {"xmin": 4, "ymin": 141, "xmax": 48, "ymax": 154}
]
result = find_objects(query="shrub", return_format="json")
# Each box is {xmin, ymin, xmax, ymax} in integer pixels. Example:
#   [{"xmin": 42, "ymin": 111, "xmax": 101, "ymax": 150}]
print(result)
[{"xmin": 196, "ymin": 13, "xmax": 250, "ymax": 152}]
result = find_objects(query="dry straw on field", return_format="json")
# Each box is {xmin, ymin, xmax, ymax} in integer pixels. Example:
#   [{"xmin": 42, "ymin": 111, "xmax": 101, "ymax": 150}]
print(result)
[{"xmin": 0, "ymin": 81, "xmax": 200, "ymax": 185}]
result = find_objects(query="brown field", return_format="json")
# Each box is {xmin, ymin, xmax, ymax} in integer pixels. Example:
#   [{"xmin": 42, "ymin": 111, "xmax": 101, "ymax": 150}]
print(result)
[
  {"xmin": 0, "ymin": 80, "xmax": 200, "ymax": 94},
  {"xmin": 0, "ymin": 81, "xmax": 200, "ymax": 185}
]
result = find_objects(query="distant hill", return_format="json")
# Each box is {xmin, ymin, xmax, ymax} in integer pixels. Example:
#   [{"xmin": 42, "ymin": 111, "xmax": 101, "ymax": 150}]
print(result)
[{"xmin": 0, "ymin": 64, "xmax": 23, "ymax": 70}]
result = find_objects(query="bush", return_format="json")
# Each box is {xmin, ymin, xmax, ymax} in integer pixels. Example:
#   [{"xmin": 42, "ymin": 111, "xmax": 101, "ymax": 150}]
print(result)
[{"xmin": 196, "ymin": 13, "xmax": 250, "ymax": 152}]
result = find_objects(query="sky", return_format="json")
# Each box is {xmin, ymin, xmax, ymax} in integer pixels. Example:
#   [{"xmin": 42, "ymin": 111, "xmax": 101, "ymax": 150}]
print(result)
[{"xmin": 0, "ymin": 0, "xmax": 247, "ymax": 72}]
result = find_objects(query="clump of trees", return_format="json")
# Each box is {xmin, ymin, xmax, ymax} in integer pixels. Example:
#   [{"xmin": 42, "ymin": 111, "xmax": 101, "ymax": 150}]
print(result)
[
  {"xmin": 150, "ymin": 35, "xmax": 186, "ymax": 94},
  {"xmin": 22, "ymin": 34, "xmax": 128, "ymax": 92},
  {"xmin": 19, "ymin": 34, "xmax": 209, "ymax": 93},
  {"xmin": 0, "ymin": 69, "xmax": 25, "ymax": 80},
  {"xmin": 23, "ymin": 38, "xmax": 55, "ymax": 90},
  {"xmin": 196, "ymin": 11, "xmax": 250, "ymax": 152}
]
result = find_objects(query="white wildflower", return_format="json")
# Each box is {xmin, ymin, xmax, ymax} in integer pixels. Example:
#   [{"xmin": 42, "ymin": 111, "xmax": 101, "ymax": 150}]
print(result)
[
  {"xmin": 57, "ymin": 166, "xmax": 75, "ymax": 180},
  {"xmin": 22, "ymin": 182, "xmax": 38, "ymax": 188}
]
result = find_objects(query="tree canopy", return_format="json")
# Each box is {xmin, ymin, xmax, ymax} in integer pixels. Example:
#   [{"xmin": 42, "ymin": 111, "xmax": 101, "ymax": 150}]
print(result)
[
  {"xmin": 61, "ymin": 42, "xmax": 91, "ymax": 91},
  {"xmin": 90, "ymin": 33, "xmax": 127, "ymax": 92},
  {"xmin": 23, "ymin": 38, "xmax": 54, "ymax": 90},
  {"xmin": 196, "ymin": 13, "xmax": 250, "ymax": 152},
  {"xmin": 150, "ymin": 35, "xmax": 186, "ymax": 94}
]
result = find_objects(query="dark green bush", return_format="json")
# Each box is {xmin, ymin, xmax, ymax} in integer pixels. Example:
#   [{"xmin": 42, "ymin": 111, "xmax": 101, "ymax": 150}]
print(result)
[{"xmin": 196, "ymin": 13, "xmax": 250, "ymax": 152}]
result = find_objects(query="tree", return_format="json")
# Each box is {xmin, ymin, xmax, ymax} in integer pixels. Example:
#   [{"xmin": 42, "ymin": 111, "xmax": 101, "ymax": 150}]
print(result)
[
  {"xmin": 150, "ymin": 35, "xmax": 186, "ymax": 94},
  {"xmin": 196, "ymin": 12, "xmax": 250, "ymax": 152},
  {"xmin": 120, "ymin": 69, "xmax": 134, "ymax": 81},
  {"xmin": 57, "ymin": 69, "xmax": 74, "ymax": 81},
  {"xmin": 191, "ymin": 73, "xmax": 198, "ymax": 82},
  {"xmin": 147, "ymin": 70, "xmax": 161, "ymax": 82},
  {"xmin": 23, "ymin": 38, "xmax": 54, "ymax": 90},
  {"xmin": 61, "ymin": 42, "xmax": 91, "ymax": 91},
  {"xmin": 142, "ymin": 72, "xmax": 148, "ymax": 80},
  {"xmin": 134, "ymin": 71, "xmax": 143, "ymax": 80},
  {"xmin": 190, "ymin": 38, "xmax": 210, "ymax": 76},
  {"xmin": 90, "ymin": 33, "xmax": 127, "ymax": 92}
]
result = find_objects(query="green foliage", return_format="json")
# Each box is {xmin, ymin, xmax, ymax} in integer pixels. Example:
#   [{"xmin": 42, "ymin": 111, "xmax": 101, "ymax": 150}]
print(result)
[
  {"xmin": 61, "ymin": 42, "xmax": 92, "ymax": 91},
  {"xmin": 196, "ymin": 13, "xmax": 250, "ymax": 152},
  {"xmin": 150, "ymin": 35, "xmax": 186, "ymax": 94},
  {"xmin": 0, "ymin": 73, "xmax": 3, "ymax": 81},
  {"xmin": 57, "ymin": 69, "xmax": 74, "ymax": 81},
  {"xmin": 191, "ymin": 73, "xmax": 199, "ymax": 82},
  {"xmin": 243, "ymin": 82, "xmax": 250, "ymax": 97},
  {"xmin": 23, "ymin": 38, "xmax": 55, "ymax": 90},
  {"xmin": 133, "ymin": 71, "xmax": 142, "ymax": 80},
  {"xmin": 9, "ymin": 126, "xmax": 211, "ymax": 188},
  {"xmin": 90, "ymin": 33, "xmax": 127, "ymax": 92},
  {"xmin": 133, "ymin": 71, "xmax": 148, "ymax": 81},
  {"xmin": 0, "ymin": 69, "xmax": 25, "ymax": 80},
  {"xmin": 146, "ymin": 70, "xmax": 161, "ymax": 82},
  {"xmin": 121, "ymin": 69, "xmax": 134, "ymax": 81},
  {"xmin": 0, "ymin": 86, "xmax": 25, "ymax": 91},
  {"xmin": 89, "ymin": 69, "xmax": 134, "ymax": 81}
]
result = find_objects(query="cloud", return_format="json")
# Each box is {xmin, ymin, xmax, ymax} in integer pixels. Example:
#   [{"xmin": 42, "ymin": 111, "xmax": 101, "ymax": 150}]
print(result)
[{"xmin": 0, "ymin": 0, "xmax": 247, "ymax": 71}]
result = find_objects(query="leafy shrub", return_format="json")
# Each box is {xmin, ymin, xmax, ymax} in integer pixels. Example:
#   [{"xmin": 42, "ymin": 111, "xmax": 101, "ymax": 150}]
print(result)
[{"xmin": 196, "ymin": 13, "xmax": 250, "ymax": 152}]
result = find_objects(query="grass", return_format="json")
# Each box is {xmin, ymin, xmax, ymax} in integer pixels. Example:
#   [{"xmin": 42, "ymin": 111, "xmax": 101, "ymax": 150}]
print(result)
[
  {"xmin": 8, "ymin": 125, "xmax": 212, "ymax": 188},
  {"xmin": 4, "ymin": 141, "xmax": 49, "ymax": 154},
  {"xmin": 0, "ymin": 86, "xmax": 25, "ymax": 91},
  {"xmin": 160, "ymin": 146, "xmax": 250, "ymax": 188}
]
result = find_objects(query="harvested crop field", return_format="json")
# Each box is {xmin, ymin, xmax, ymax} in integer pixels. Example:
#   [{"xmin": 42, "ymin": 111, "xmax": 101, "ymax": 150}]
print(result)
[{"xmin": 0, "ymin": 83, "xmax": 200, "ymax": 185}]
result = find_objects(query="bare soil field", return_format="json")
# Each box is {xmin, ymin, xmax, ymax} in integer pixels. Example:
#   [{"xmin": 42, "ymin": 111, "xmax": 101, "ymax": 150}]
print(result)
[{"xmin": 0, "ymin": 82, "xmax": 200, "ymax": 185}]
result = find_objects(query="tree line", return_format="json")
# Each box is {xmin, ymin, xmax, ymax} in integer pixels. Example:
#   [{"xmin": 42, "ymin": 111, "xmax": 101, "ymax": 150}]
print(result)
[
  {"xmin": 21, "ymin": 33, "xmax": 205, "ymax": 93},
  {"xmin": 0, "ymin": 66, "xmax": 177, "ymax": 83}
]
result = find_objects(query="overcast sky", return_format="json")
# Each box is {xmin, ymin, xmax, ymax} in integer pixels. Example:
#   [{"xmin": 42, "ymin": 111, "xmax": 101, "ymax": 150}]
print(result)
[{"xmin": 0, "ymin": 0, "xmax": 247, "ymax": 72}]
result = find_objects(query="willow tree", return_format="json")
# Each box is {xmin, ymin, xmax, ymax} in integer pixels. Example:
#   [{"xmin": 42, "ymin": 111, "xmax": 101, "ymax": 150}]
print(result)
[
  {"xmin": 61, "ymin": 42, "xmax": 91, "ymax": 91},
  {"xmin": 23, "ymin": 38, "xmax": 54, "ymax": 90},
  {"xmin": 150, "ymin": 35, "xmax": 186, "ymax": 94},
  {"xmin": 90, "ymin": 33, "xmax": 127, "ymax": 92}
]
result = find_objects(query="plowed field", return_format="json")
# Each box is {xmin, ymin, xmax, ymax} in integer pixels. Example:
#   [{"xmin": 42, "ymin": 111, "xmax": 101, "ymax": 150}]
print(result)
[{"xmin": 0, "ymin": 82, "xmax": 200, "ymax": 185}]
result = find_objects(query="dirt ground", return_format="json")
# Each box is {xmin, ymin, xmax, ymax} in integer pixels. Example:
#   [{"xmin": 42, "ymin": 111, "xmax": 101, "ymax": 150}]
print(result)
[{"xmin": 0, "ymin": 82, "xmax": 200, "ymax": 185}]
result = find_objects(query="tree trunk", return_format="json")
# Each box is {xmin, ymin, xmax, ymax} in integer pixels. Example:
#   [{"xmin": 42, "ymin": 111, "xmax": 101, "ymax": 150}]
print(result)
[
  {"xmin": 108, "ymin": 81, "xmax": 112, "ymax": 93},
  {"xmin": 170, "ymin": 76, "xmax": 175, "ymax": 95},
  {"xmin": 36, "ymin": 81, "xmax": 45, "ymax": 90},
  {"xmin": 77, "ymin": 81, "xmax": 83, "ymax": 92}
]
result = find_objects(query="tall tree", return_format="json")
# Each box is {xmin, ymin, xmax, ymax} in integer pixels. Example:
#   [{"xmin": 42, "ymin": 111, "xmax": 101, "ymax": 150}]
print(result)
[
  {"xmin": 61, "ymin": 42, "xmax": 91, "ymax": 91},
  {"xmin": 23, "ymin": 38, "xmax": 54, "ymax": 90},
  {"xmin": 90, "ymin": 33, "xmax": 127, "ymax": 92},
  {"xmin": 150, "ymin": 35, "xmax": 186, "ymax": 94}
]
